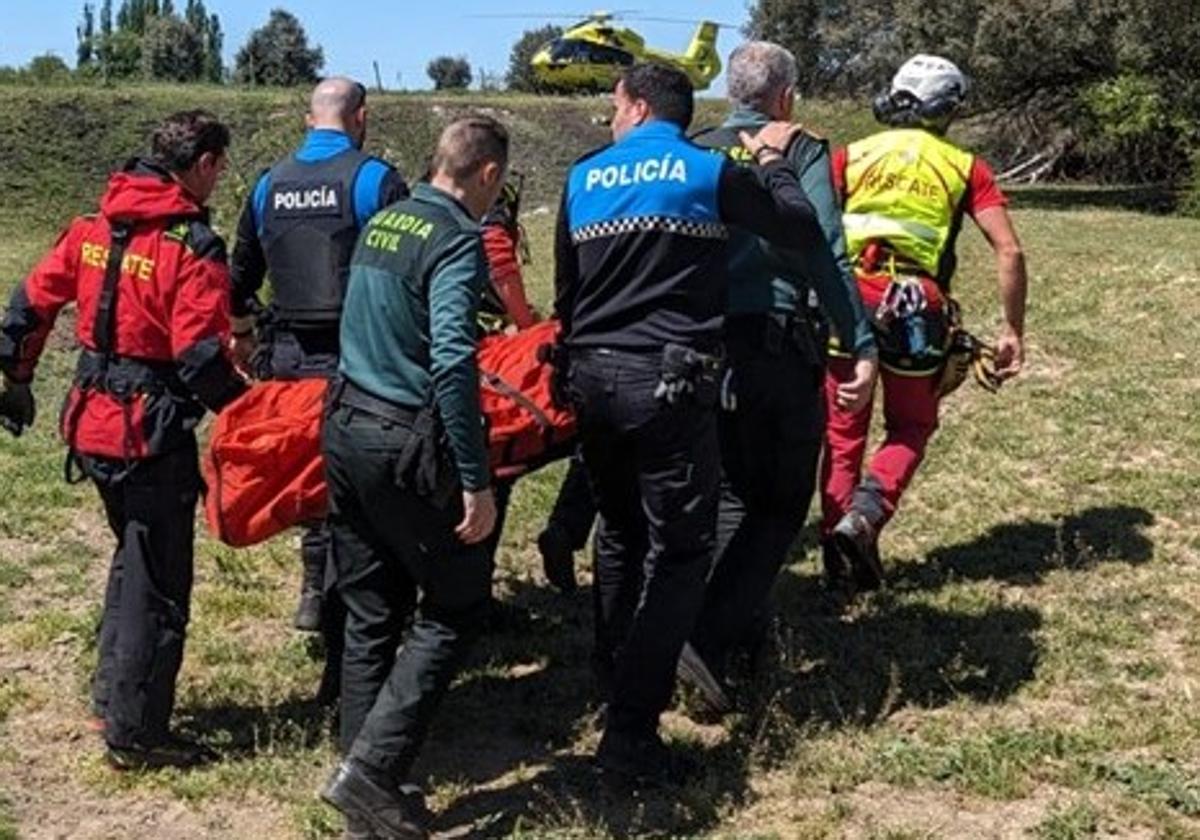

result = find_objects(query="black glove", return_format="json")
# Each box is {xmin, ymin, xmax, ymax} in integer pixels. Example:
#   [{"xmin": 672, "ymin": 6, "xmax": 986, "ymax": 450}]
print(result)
[{"xmin": 0, "ymin": 379, "xmax": 35, "ymax": 437}]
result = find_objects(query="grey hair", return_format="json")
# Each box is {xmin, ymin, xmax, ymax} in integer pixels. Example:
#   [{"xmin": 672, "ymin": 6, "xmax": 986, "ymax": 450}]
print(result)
[{"xmin": 727, "ymin": 41, "xmax": 798, "ymax": 111}]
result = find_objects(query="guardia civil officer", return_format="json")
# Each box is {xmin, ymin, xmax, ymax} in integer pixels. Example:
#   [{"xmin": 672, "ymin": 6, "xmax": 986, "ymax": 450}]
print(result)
[
  {"xmin": 319, "ymin": 117, "xmax": 507, "ymax": 839},
  {"xmin": 228, "ymin": 77, "xmax": 408, "ymax": 637},
  {"xmin": 678, "ymin": 41, "xmax": 879, "ymax": 713},
  {"xmin": 0, "ymin": 111, "xmax": 245, "ymax": 769},
  {"xmin": 555, "ymin": 63, "xmax": 827, "ymax": 782}
]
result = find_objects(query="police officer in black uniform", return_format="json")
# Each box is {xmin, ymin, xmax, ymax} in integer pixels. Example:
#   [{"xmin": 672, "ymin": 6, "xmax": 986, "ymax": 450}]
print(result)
[
  {"xmin": 229, "ymin": 77, "xmax": 408, "ymax": 643},
  {"xmin": 555, "ymin": 63, "xmax": 828, "ymax": 781},
  {"xmin": 679, "ymin": 41, "xmax": 878, "ymax": 712},
  {"xmin": 319, "ymin": 116, "xmax": 507, "ymax": 840}
]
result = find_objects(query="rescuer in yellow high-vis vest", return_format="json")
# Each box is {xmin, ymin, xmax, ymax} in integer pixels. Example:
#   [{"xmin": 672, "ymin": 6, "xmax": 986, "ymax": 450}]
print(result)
[
  {"xmin": 820, "ymin": 54, "xmax": 1029, "ymax": 595},
  {"xmin": 842, "ymin": 128, "xmax": 975, "ymax": 284}
]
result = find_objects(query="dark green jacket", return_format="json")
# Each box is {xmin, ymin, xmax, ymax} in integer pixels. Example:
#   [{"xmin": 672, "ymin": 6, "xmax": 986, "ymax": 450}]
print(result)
[
  {"xmin": 694, "ymin": 109, "xmax": 875, "ymax": 356},
  {"xmin": 338, "ymin": 183, "xmax": 490, "ymax": 490}
]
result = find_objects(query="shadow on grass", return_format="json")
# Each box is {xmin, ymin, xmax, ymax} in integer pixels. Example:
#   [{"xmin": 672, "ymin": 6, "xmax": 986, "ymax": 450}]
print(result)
[
  {"xmin": 1006, "ymin": 184, "xmax": 1177, "ymax": 214},
  {"xmin": 889, "ymin": 504, "xmax": 1155, "ymax": 591},
  {"xmin": 172, "ymin": 505, "xmax": 1148, "ymax": 833},
  {"xmin": 764, "ymin": 575, "xmax": 1042, "ymax": 734},
  {"xmin": 417, "ymin": 579, "xmax": 749, "ymax": 838},
  {"xmin": 180, "ymin": 695, "xmax": 333, "ymax": 756},
  {"xmin": 432, "ymin": 749, "xmax": 740, "ymax": 839},
  {"xmin": 430, "ymin": 567, "xmax": 1044, "ymax": 836}
]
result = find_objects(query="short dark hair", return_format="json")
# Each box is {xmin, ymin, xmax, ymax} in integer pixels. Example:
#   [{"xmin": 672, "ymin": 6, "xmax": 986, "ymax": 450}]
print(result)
[
  {"xmin": 431, "ymin": 115, "xmax": 510, "ymax": 180},
  {"xmin": 150, "ymin": 110, "xmax": 231, "ymax": 172},
  {"xmin": 620, "ymin": 63, "xmax": 695, "ymax": 129}
]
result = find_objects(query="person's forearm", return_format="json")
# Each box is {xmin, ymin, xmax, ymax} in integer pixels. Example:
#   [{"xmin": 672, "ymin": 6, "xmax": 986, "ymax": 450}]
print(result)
[
  {"xmin": 998, "ymin": 247, "xmax": 1027, "ymax": 335},
  {"xmin": 432, "ymin": 361, "xmax": 490, "ymax": 491},
  {"xmin": 229, "ymin": 203, "xmax": 267, "ymax": 318}
]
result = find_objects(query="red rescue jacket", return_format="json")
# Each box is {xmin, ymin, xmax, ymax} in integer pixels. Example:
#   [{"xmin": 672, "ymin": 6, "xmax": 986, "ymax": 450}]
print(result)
[{"xmin": 0, "ymin": 158, "xmax": 245, "ymax": 459}]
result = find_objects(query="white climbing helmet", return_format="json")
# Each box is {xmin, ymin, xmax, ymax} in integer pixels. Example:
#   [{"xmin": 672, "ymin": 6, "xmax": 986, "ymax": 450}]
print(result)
[{"xmin": 890, "ymin": 54, "xmax": 969, "ymax": 115}]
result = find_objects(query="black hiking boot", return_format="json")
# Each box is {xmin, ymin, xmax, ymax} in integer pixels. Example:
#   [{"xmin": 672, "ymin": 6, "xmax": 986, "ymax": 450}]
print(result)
[
  {"xmin": 321, "ymin": 759, "xmax": 430, "ymax": 840},
  {"xmin": 537, "ymin": 523, "xmax": 577, "ymax": 593},
  {"xmin": 833, "ymin": 510, "xmax": 885, "ymax": 592},
  {"xmin": 294, "ymin": 553, "xmax": 325, "ymax": 632},
  {"xmin": 106, "ymin": 734, "xmax": 219, "ymax": 771}
]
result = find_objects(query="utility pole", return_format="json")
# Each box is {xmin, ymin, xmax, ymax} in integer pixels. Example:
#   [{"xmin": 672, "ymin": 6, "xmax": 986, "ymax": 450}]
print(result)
[{"xmin": 373, "ymin": 60, "xmax": 383, "ymax": 92}]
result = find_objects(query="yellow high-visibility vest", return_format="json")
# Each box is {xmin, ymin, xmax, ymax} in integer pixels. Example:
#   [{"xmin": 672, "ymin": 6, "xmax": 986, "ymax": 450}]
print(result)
[{"xmin": 843, "ymin": 128, "xmax": 974, "ymax": 281}]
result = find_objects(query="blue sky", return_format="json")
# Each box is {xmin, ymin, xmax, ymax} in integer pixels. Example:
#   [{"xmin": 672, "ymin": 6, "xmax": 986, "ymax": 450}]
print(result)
[{"xmin": 3, "ymin": 1, "xmax": 751, "ymax": 92}]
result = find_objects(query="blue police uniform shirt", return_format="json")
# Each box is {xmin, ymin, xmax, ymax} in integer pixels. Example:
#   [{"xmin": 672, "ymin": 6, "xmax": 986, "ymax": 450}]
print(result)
[
  {"xmin": 560, "ymin": 120, "xmax": 730, "ymax": 350},
  {"xmin": 566, "ymin": 121, "xmax": 723, "ymax": 234}
]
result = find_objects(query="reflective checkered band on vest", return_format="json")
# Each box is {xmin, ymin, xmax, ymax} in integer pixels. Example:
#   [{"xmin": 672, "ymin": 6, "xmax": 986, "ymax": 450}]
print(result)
[{"xmin": 570, "ymin": 215, "xmax": 728, "ymax": 244}]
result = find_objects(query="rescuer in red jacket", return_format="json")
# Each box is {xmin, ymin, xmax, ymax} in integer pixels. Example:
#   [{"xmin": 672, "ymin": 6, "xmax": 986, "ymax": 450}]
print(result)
[{"xmin": 0, "ymin": 111, "xmax": 247, "ymax": 770}]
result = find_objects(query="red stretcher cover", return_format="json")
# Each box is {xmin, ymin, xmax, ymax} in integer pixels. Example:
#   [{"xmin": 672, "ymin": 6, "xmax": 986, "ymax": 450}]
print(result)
[{"xmin": 203, "ymin": 319, "xmax": 575, "ymax": 547}]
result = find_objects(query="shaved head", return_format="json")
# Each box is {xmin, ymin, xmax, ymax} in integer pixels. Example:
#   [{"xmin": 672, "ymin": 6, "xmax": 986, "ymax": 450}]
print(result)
[
  {"xmin": 431, "ymin": 116, "xmax": 509, "ymax": 180},
  {"xmin": 310, "ymin": 76, "xmax": 367, "ymax": 123}
]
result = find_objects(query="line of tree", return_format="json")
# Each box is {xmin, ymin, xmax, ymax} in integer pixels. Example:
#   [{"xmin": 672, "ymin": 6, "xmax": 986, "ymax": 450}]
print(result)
[
  {"xmin": 75, "ymin": 0, "xmax": 224, "ymax": 82},
  {"xmin": 747, "ymin": 0, "xmax": 1200, "ymax": 188},
  {"xmin": 0, "ymin": 5, "xmax": 324, "ymax": 87}
]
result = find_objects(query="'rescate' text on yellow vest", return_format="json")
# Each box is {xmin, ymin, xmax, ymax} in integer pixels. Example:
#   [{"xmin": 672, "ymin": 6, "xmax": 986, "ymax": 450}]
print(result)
[{"xmin": 843, "ymin": 128, "xmax": 974, "ymax": 281}]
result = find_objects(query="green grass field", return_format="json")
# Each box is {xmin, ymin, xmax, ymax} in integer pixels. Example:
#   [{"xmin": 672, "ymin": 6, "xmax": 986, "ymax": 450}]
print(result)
[{"xmin": 0, "ymin": 88, "xmax": 1198, "ymax": 839}]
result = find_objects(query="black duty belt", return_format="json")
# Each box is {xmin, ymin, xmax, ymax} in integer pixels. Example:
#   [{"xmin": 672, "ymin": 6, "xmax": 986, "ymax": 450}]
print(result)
[
  {"xmin": 329, "ymin": 376, "xmax": 422, "ymax": 425},
  {"xmin": 569, "ymin": 346, "xmax": 662, "ymax": 371},
  {"xmin": 75, "ymin": 349, "xmax": 184, "ymax": 399},
  {"xmin": 271, "ymin": 307, "xmax": 342, "ymax": 326}
]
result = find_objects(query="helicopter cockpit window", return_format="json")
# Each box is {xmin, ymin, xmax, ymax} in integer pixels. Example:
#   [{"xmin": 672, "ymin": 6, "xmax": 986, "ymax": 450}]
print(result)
[
  {"xmin": 548, "ymin": 39, "xmax": 634, "ymax": 66},
  {"xmin": 549, "ymin": 40, "xmax": 586, "ymax": 62},
  {"xmin": 589, "ymin": 43, "xmax": 635, "ymax": 65}
]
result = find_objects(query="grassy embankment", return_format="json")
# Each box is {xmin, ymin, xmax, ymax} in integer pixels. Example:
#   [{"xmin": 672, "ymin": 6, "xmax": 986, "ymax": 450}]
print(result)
[{"xmin": 0, "ymin": 85, "xmax": 1198, "ymax": 839}]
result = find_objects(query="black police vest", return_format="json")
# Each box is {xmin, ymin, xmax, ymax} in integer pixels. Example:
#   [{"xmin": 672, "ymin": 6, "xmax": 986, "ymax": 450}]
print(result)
[{"xmin": 261, "ymin": 148, "xmax": 370, "ymax": 324}]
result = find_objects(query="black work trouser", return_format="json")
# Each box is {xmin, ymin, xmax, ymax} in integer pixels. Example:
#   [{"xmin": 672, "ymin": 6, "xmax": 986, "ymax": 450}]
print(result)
[
  {"xmin": 691, "ymin": 327, "xmax": 825, "ymax": 674},
  {"xmin": 88, "ymin": 440, "xmax": 201, "ymax": 749},
  {"xmin": 570, "ymin": 349, "xmax": 720, "ymax": 736},
  {"xmin": 545, "ymin": 452, "xmax": 597, "ymax": 550},
  {"xmin": 323, "ymin": 403, "xmax": 493, "ymax": 781}
]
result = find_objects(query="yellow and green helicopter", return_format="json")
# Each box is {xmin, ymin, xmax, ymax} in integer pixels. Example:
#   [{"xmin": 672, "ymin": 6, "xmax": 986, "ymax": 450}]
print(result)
[{"xmin": 506, "ymin": 11, "xmax": 726, "ymax": 93}]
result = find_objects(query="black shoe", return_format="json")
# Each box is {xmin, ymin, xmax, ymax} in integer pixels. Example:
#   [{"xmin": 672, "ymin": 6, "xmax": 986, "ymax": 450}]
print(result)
[
  {"xmin": 595, "ymin": 728, "xmax": 694, "ymax": 787},
  {"xmin": 321, "ymin": 759, "xmax": 429, "ymax": 840},
  {"xmin": 106, "ymin": 734, "xmax": 219, "ymax": 771},
  {"xmin": 343, "ymin": 784, "xmax": 430, "ymax": 839},
  {"xmin": 676, "ymin": 642, "xmax": 731, "ymax": 715},
  {"xmin": 833, "ymin": 511, "xmax": 885, "ymax": 591},
  {"xmin": 294, "ymin": 589, "xmax": 323, "ymax": 632},
  {"xmin": 537, "ymin": 524, "xmax": 577, "ymax": 593}
]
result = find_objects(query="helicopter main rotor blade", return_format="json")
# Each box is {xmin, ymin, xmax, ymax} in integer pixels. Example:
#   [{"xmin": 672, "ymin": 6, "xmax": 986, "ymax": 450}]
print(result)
[
  {"xmin": 624, "ymin": 16, "xmax": 740, "ymax": 27},
  {"xmin": 465, "ymin": 9, "xmax": 643, "ymax": 19}
]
